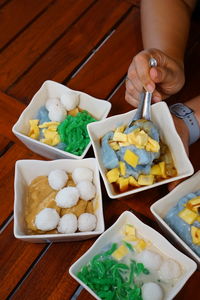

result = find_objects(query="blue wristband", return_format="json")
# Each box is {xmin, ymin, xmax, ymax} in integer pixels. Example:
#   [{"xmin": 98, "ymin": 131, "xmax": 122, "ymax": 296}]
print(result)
[{"xmin": 169, "ymin": 103, "xmax": 200, "ymax": 145}]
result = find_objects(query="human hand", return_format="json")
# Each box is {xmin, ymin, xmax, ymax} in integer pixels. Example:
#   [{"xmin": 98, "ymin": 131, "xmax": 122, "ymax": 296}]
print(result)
[
  {"xmin": 125, "ymin": 48, "xmax": 185, "ymax": 107},
  {"xmin": 168, "ymin": 114, "xmax": 189, "ymax": 191}
]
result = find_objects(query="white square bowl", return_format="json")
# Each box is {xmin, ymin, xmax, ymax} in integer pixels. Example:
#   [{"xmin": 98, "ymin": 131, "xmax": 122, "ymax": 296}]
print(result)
[
  {"xmin": 151, "ymin": 171, "xmax": 200, "ymax": 268},
  {"xmin": 69, "ymin": 211, "xmax": 197, "ymax": 300},
  {"xmin": 87, "ymin": 102, "xmax": 194, "ymax": 198},
  {"xmin": 12, "ymin": 80, "xmax": 111, "ymax": 160},
  {"xmin": 14, "ymin": 158, "xmax": 104, "ymax": 243}
]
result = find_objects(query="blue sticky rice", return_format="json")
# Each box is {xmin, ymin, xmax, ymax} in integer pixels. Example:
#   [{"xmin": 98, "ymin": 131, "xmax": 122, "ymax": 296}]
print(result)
[{"xmin": 164, "ymin": 191, "xmax": 200, "ymax": 257}]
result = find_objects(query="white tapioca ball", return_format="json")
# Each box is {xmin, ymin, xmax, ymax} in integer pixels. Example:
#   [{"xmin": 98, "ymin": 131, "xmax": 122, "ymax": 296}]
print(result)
[
  {"xmin": 77, "ymin": 180, "xmax": 96, "ymax": 201},
  {"xmin": 60, "ymin": 92, "xmax": 80, "ymax": 111},
  {"xmin": 45, "ymin": 97, "xmax": 61, "ymax": 111},
  {"xmin": 78, "ymin": 213, "xmax": 97, "ymax": 232},
  {"xmin": 159, "ymin": 259, "xmax": 181, "ymax": 281},
  {"xmin": 57, "ymin": 213, "xmax": 78, "ymax": 234},
  {"xmin": 136, "ymin": 250, "xmax": 162, "ymax": 271},
  {"xmin": 48, "ymin": 103, "xmax": 66, "ymax": 122},
  {"xmin": 142, "ymin": 282, "xmax": 163, "ymax": 300},
  {"xmin": 55, "ymin": 186, "xmax": 80, "ymax": 208},
  {"xmin": 35, "ymin": 208, "xmax": 60, "ymax": 231},
  {"xmin": 48, "ymin": 169, "xmax": 68, "ymax": 190},
  {"xmin": 72, "ymin": 167, "xmax": 93, "ymax": 184}
]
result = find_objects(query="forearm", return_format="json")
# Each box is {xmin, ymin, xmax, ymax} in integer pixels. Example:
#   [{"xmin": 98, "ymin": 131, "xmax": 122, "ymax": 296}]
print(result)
[{"xmin": 141, "ymin": 0, "xmax": 197, "ymax": 63}]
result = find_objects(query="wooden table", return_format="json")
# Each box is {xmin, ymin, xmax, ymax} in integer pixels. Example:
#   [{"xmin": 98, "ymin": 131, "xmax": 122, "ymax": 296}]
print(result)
[{"xmin": 0, "ymin": 1, "xmax": 200, "ymax": 299}]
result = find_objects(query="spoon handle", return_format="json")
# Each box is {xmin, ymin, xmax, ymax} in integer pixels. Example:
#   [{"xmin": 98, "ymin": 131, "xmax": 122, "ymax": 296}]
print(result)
[{"xmin": 142, "ymin": 91, "xmax": 152, "ymax": 120}]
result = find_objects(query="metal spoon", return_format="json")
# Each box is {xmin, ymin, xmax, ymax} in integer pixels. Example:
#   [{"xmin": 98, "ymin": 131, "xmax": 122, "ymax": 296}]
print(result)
[{"xmin": 128, "ymin": 57, "xmax": 157, "ymax": 127}]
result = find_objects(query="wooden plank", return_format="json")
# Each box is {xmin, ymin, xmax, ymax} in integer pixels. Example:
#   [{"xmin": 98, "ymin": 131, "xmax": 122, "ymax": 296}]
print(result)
[
  {"xmin": 11, "ymin": 240, "xmax": 93, "ymax": 299},
  {"xmin": 0, "ymin": 0, "xmax": 53, "ymax": 49},
  {"xmin": 0, "ymin": 0, "xmax": 95, "ymax": 90},
  {"xmin": 0, "ymin": 143, "xmax": 46, "ymax": 227},
  {"xmin": 0, "ymin": 90, "xmax": 25, "ymax": 140},
  {"xmin": 67, "ymin": 7, "xmax": 142, "ymax": 99},
  {"xmin": 0, "ymin": 135, "xmax": 11, "ymax": 155},
  {"xmin": 77, "ymin": 289, "xmax": 94, "ymax": 300},
  {"xmin": 0, "ymin": 222, "xmax": 46, "ymax": 300},
  {"xmin": 7, "ymin": 0, "xmax": 132, "ymax": 104}
]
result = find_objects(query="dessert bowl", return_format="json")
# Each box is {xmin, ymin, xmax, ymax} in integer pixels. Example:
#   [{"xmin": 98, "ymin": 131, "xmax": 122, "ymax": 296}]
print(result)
[
  {"xmin": 14, "ymin": 158, "xmax": 104, "ymax": 243},
  {"xmin": 69, "ymin": 211, "xmax": 197, "ymax": 300},
  {"xmin": 12, "ymin": 80, "xmax": 111, "ymax": 160},
  {"xmin": 151, "ymin": 171, "xmax": 200, "ymax": 268},
  {"xmin": 87, "ymin": 102, "xmax": 194, "ymax": 198}
]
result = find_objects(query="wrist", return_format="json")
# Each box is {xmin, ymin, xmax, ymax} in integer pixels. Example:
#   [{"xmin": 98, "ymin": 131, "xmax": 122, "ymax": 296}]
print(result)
[
  {"xmin": 172, "ymin": 114, "xmax": 189, "ymax": 147},
  {"xmin": 169, "ymin": 103, "xmax": 200, "ymax": 145}
]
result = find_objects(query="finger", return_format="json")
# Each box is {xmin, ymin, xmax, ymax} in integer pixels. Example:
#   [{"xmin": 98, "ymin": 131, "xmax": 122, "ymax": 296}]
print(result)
[
  {"xmin": 125, "ymin": 80, "xmax": 141, "ymax": 104},
  {"xmin": 152, "ymin": 89, "xmax": 162, "ymax": 102},
  {"xmin": 134, "ymin": 54, "xmax": 156, "ymax": 92},
  {"xmin": 150, "ymin": 66, "xmax": 174, "ymax": 84},
  {"xmin": 126, "ymin": 74, "xmax": 144, "ymax": 95}
]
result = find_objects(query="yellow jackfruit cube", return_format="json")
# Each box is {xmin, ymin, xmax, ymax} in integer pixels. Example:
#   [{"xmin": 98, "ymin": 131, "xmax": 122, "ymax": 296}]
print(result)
[
  {"xmin": 41, "ymin": 128, "xmax": 60, "ymax": 146},
  {"xmin": 124, "ymin": 149, "xmax": 139, "ymax": 168},
  {"xmin": 111, "ymin": 244, "xmax": 129, "ymax": 260},
  {"xmin": 146, "ymin": 137, "xmax": 160, "ymax": 152},
  {"xmin": 117, "ymin": 177, "xmax": 129, "ymax": 192},
  {"xmin": 128, "ymin": 176, "xmax": 140, "ymax": 187},
  {"xmin": 108, "ymin": 141, "xmax": 120, "ymax": 151},
  {"xmin": 150, "ymin": 164, "xmax": 162, "ymax": 176},
  {"xmin": 123, "ymin": 224, "xmax": 137, "ymax": 241},
  {"xmin": 159, "ymin": 161, "xmax": 167, "ymax": 178},
  {"xmin": 119, "ymin": 141, "xmax": 130, "ymax": 147},
  {"xmin": 134, "ymin": 130, "xmax": 148, "ymax": 148},
  {"xmin": 119, "ymin": 161, "xmax": 126, "ymax": 176},
  {"xmin": 178, "ymin": 208, "xmax": 197, "ymax": 224},
  {"xmin": 106, "ymin": 168, "xmax": 120, "ymax": 183},
  {"xmin": 113, "ymin": 132, "xmax": 127, "ymax": 142},
  {"xmin": 135, "ymin": 239, "xmax": 147, "ymax": 252},
  {"xmin": 186, "ymin": 197, "xmax": 200, "ymax": 213},
  {"xmin": 115, "ymin": 126, "xmax": 125, "ymax": 133},
  {"xmin": 28, "ymin": 120, "xmax": 40, "ymax": 139},
  {"xmin": 68, "ymin": 107, "xmax": 79, "ymax": 116},
  {"xmin": 39, "ymin": 121, "xmax": 60, "ymax": 128},
  {"xmin": 138, "ymin": 174, "xmax": 154, "ymax": 186},
  {"xmin": 191, "ymin": 226, "xmax": 200, "ymax": 245}
]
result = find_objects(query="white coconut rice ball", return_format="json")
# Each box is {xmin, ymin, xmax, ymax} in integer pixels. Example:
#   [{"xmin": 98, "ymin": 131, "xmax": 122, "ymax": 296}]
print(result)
[
  {"xmin": 72, "ymin": 167, "xmax": 93, "ymax": 184},
  {"xmin": 57, "ymin": 213, "xmax": 78, "ymax": 234},
  {"xmin": 55, "ymin": 186, "xmax": 79, "ymax": 208},
  {"xmin": 60, "ymin": 92, "xmax": 80, "ymax": 111},
  {"xmin": 77, "ymin": 180, "xmax": 96, "ymax": 201},
  {"xmin": 45, "ymin": 97, "xmax": 61, "ymax": 111},
  {"xmin": 78, "ymin": 213, "xmax": 97, "ymax": 232},
  {"xmin": 48, "ymin": 103, "xmax": 66, "ymax": 122},
  {"xmin": 35, "ymin": 208, "xmax": 60, "ymax": 231},
  {"xmin": 136, "ymin": 250, "xmax": 162, "ymax": 271},
  {"xmin": 141, "ymin": 282, "xmax": 163, "ymax": 300},
  {"xmin": 48, "ymin": 169, "xmax": 68, "ymax": 190},
  {"xmin": 159, "ymin": 259, "xmax": 181, "ymax": 281}
]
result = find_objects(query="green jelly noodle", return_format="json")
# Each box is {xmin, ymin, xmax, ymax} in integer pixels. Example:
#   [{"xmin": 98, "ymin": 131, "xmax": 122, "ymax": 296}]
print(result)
[
  {"xmin": 58, "ymin": 111, "xmax": 96, "ymax": 155},
  {"xmin": 77, "ymin": 243, "xmax": 149, "ymax": 300}
]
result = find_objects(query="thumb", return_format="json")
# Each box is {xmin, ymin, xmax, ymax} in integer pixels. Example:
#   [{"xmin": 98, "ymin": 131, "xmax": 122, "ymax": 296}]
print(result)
[{"xmin": 150, "ymin": 66, "xmax": 174, "ymax": 84}]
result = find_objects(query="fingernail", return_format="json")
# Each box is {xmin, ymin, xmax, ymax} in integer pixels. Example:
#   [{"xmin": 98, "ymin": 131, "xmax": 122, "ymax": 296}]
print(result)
[
  {"xmin": 146, "ymin": 84, "xmax": 154, "ymax": 93},
  {"xmin": 153, "ymin": 96, "xmax": 161, "ymax": 102}
]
